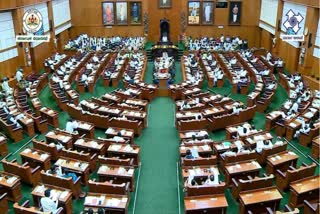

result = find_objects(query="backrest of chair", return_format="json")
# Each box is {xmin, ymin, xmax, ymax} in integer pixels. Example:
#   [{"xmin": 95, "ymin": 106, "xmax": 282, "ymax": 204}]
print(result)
[
  {"xmin": 187, "ymin": 182, "xmax": 226, "ymax": 196},
  {"xmin": 88, "ymin": 180, "xmax": 128, "ymax": 195}
]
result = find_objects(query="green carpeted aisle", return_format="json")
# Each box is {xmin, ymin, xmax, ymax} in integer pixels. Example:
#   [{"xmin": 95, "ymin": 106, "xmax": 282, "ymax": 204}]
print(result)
[{"xmin": 133, "ymin": 98, "xmax": 181, "ymax": 214}]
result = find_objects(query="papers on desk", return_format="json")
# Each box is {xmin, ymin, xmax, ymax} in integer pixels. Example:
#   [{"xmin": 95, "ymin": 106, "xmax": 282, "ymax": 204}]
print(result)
[
  {"xmin": 99, "ymin": 165, "xmax": 109, "ymax": 172},
  {"xmin": 180, "ymin": 146, "xmax": 186, "ymax": 151},
  {"xmin": 90, "ymin": 141, "xmax": 98, "ymax": 148},
  {"xmin": 35, "ymin": 185, "xmax": 45, "ymax": 193},
  {"xmin": 117, "ymin": 167, "xmax": 126, "ymax": 175},
  {"xmin": 48, "ymin": 110, "xmax": 54, "ymax": 114},
  {"xmin": 106, "ymin": 128, "xmax": 114, "ymax": 134},
  {"xmin": 78, "ymin": 123, "xmax": 90, "ymax": 129},
  {"xmin": 266, "ymin": 133, "xmax": 272, "ymax": 138},
  {"xmin": 124, "ymin": 145, "xmax": 133, "ymax": 152},
  {"xmin": 109, "ymin": 144, "xmax": 122, "ymax": 151},
  {"xmin": 251, "ymin": 161, "xmax": 260, "ymax": 167},
  {"xmin": 56, "ymin": 159, "xmax": 64, "ymax": 165},
  {"xmin": 201, "ymin": 145, "xmax": 210, "ymax": 151},
  {"xmin": 26, "ymin": 119, "xmax": 33, "ymax": 123},
  {"xmin": 236, "ymin": 164, "xmax": 241, "ymax": 169},
  {"xmin": 60, "ymin": 191, "xmax": 69, "ymax": 199},
  {"xmin": 304, "ymin": 112, "xmax": 313, "ymax": 118},
  {"xmin": 289, "ymin": 122, "xmax": 297, "ymax": 128},
  {"xmin": 62, "ymin": 136, "xmax": 71, "ymax": 143},
  {"xmin": 288, "ymin": 151, "xmax": 295, "ymax": 156},
  {"xmin": 76, "ymin": 139, "xmax": 84, "ymax": 145},
  {"xmin": 106, "ymin": 198, "xmax": 121, "ymax": 207},
  {"xmin": 85, "ymin": 196, "xmax": 98, "ymax": 205},
  {"xmin": 23, "ymin": 148, "xmax": 32, "ymax": 153},
  {"xmin": 121, "ymin": 197, "xmax": 128, "ymax": 203},
  {"xmin": 7, "ymin": 176, "xmax": 17, "ymax": 184},
  {"xmin": 128, "ymin": 169, "xmax": 134, "ymax": 175},
  {"xmin": 254, "ymin": 135, "xmax": 264, "ymax": 141},
  {"xmin": 40, "ymin": 154, "xmax": 49, "ymax": 160}
]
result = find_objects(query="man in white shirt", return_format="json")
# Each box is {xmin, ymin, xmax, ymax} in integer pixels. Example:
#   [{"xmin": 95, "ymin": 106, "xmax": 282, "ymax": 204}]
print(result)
[
  {"xmin": 2, "ymin": 78, "xmax": 12, "ymax": 96},
  {"xmin": 40, "ymin": 189, "xmax": 61, "ymax": 214},
  {"xmin": 266, "ymin": 52, "xmax": 272, "ymax": 61},
  {"xmin": 16, "ymin": 68, "xmax": 24, "ymax": 82},
  {"xmin": 65, "ymin": 119, "xmax": 78, "ymax": 133}
]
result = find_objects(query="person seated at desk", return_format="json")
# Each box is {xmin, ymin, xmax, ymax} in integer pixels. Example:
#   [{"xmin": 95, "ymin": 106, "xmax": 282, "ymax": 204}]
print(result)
[
  {"xmin": 124, "ymin": 73, "xmax": 134, "ymax": 85},
  {"xmin": 294, "ymin": 123, "xmax": 311, "ymax": 138},
  {"xmin": 232, "ymin": 103, "xmax": 242, "ymax": 115},
  {"xmin": 81, "ymin": 73, "xmax": 89, "ymax": 87},
  {"xmin": 180, "ymin": 101, "xmax": 191, "ymax": 111},
  {"xmin": 274, "ymin": 137, "xmax": 284, "ymax": 146},
  {"xmin": 266, "ymin": 81, "xmax": 276, "ymax": 91},
  {"xmin": 301, "ymin": 89, "xmax": 311, "ymax": 101},
  {"xmin": 289, "ymin": 100, "xmax": 300, "ymax": 114},
  {"xmin": 266, "ymin": 52, "xmax": 272, "ymax": 61},
  {"xmin": 221, "ymin": 148, "xmax": 236, "ymax": 158},
  {"xmin": 204, "ymin": 170, "xmax": 219, "ymax": 186},
  {"xmin": 48, "ymin": 165, "xmax": 86, "ymax": 198},
  {"xmin": 112, "ymin": 131, "xmax": 125, "ymax": 142},
  {"xmin": 40, "ymin": 189, "xmax": 62, "ymax": 214},
  {"xmin": 184, "ymin": 175, "xmax": 198, "ymax": 188},
  {"xmin": 256, "ymin": 140, "xmax": 273, "ymax": 154},
  {"xmin": 185, "ymin": 149, "xmax": 195, "ymax": 159},
  {"xmin": 65, "ymin": 118, "xmax": 79, "ymax": 134},
  {"xmin": 6, "ymin": 113, "xmax": 22, "ymax": 128},
  {"xmin": 51, "ymin": 74, "xmax": 64, "ymax": 90},
  {"xmin": 48, "ymin": 139, "xmax": 64, "ymax": 151}
]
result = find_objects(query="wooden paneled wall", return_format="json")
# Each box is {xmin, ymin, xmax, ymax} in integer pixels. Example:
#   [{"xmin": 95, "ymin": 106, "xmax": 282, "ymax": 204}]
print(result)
[{"xmin": 69, "ymin": 0, "xmax": 147, "ymax": 38}]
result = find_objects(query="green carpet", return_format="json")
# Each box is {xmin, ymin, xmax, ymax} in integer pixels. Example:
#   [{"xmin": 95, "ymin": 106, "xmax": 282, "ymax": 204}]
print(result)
[{"xmin": 0, "ymin": 58, "xmax": 319, "ymax": 214}]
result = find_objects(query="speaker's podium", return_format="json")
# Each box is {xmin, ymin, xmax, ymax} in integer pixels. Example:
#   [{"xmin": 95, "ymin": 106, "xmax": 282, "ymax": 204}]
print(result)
[{"xmin": 151, "ymin": 18, "xmax": 178, "ymax": 60}]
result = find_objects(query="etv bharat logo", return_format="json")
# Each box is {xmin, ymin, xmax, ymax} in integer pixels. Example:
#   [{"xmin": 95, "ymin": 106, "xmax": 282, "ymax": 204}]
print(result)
[
  {"xmin": 283, "ymin": 9, "xmax": 304, "ymax": 35},
  {"xmin": 23, "ymin": 9, "xmax": 43, "ymax": 34}
]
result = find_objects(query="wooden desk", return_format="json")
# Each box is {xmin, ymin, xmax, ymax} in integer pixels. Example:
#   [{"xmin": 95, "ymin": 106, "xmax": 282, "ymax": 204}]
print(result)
[
  {"xmin": 32, "ymin": 184, "xmax": 73, "ymax": 214},
  {"xmin": 97, "ymin": 165, "xmax": 135, "ymax": 191},
  {"xmin": 266, "ymin": 151, "xmax": 298, "ymax": 175},
  {"xmin": 84, "ymin": 192, "xmax": 129, "ymax": 214},
  {"xmin": 289, "ymin": 175, "xmax": 320, "ymax": 208},
  {"xmin": 0, "ymin": 172, "xmax": 21, "ymax": 202},
  {"xmin": 0, "ymin": 135, "xmax": 8, "ymax": 157},
  {"xmin": 311, "ymin": 136, "xmax": 320, "ymax": 160},
  {"xmin": 224, "ymin": 160, "xmax": 261, "ymax": 185},
  {"xmin": 74, "ymin": 138, "xmax": 106, "ymax": 155},
  {"xmin": 20, "ymin": 148, "xmax": 51, "ymax": 171},
  {"xmin": 182, "ymin": 165, "xmax": 219, "ymax": 183},
  {"xmin": 239, "ymin": 186, "xmax": 282, "ymax": 214},
  {"xmin": 184, "ymin": 194, "xmax": 228, "ymax": 214},
  {"xmin": 45, "ymin": 131, "xmax": 73, "ymax": 149},
  {"xmin": 76, "ymin": 120, "xmax": 95, "ymax": 139},
  {"xmin": 180, "ymin": 145, "xmax": 212, "ymax": 157},
  {"xmin": 40, "ymin": 107, "xmax": 59, "ymax": 128},
  {"xmin": 19, "ymin": 117, "xmax": 35, "ymax": 137},
  {"xmin": 107, "ymin": 144, "xmax": 140, "ymax": 167},
  {"xmin": 55, "ymin": 157, "xmax": 90, "ymax": 185},
  {"xmin": 105, "ymin": 127, "xmax": 135, "ymax": 144}
]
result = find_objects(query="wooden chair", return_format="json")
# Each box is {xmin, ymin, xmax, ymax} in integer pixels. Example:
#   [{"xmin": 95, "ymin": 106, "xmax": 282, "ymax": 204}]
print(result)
[
  {"xmin": 61, "ymin": 148, "xmax": 98, "ymax": 172},
  {"xmin": 98, "ymin": 156, "xmax": 134, "ymax": 167},
  {"xmin": 186, "ymin": 182, "xmax": 226, "ymax": 196},
  {"xmin": 298, "ymin": 127, "xmax": 320, "ymax": 147},
  {"xmin": 14, "ymin": 200, "xmax": 63, "ymax": 214},
  {"xmin": 304, "ymin": 200, "xmax": 320, "ymax": 214},
  {"xmin": 88, "ymin": 179, "xmax": 130, "ymax": 195},
  {"xmin": 32, "ymin": 139, "xmax": 61, "ymax": 161},
  {"xmin": 256, "ymin": 142, "xmax": 287, "ymax": 165},
  {"xmin": 40, "ymin": 170, "xmax": 81, "ymax": 199},
  {"xmin": 220, "ymin": 151, "xmax": 257, "ymax": 166},
  {"xmin": 0, "ymin": 193, "xmax": 8, "ymax": 214},
  {"xmin": 2, "ymin": 158, "xmax": 41, "ymax": 186},
  {"xmin": 181, "ymin": 156, "xmax": 217, "ymax": 166},
  {"xmin": 231, "ymin": 174, "xmax": 274, "ymax": 200},
  {"xmin": 276, "ymin": 162, "xmax": 316, "ymax": 191}
]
